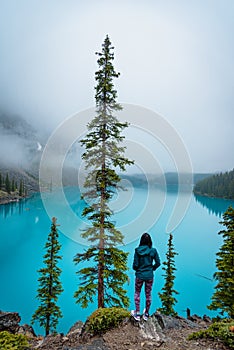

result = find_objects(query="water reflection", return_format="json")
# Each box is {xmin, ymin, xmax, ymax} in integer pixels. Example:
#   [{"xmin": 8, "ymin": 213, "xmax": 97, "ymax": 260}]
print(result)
[
  {"xmin": 194, "ymin": 194, "xmax": 234, "ymax": 217},
  {"xmin": 1, "ymin": 189, "xmax": 234, "ymax": 221},
  {"xmin": 0, "ymin": 198, "xmax": 29, "ymax": 218}
]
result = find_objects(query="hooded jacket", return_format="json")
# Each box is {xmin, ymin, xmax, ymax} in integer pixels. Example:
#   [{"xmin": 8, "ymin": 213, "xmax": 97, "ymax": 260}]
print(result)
[{"xmin": 133, "ymin": 245, "xmax": 160, "ymax": 280}]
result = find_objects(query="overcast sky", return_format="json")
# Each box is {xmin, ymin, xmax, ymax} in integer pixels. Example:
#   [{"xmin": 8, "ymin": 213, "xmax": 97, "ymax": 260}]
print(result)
[{"xmin": 0, "ymin": 0, "xmax": 233, "ymax": 173}]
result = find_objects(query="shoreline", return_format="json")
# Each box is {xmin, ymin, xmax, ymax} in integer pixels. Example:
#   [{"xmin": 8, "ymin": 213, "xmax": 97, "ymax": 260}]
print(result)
[
  {"xmin": 0, "ymin": 193, "xmax": 30, "ymax": 206},
  {"xmin": 1, "ymin": 192, "xmax": 232, "ymax": 206},
  {"xmin": 193, "ymin": 191, "xmax": 234, "ymax": 201}
]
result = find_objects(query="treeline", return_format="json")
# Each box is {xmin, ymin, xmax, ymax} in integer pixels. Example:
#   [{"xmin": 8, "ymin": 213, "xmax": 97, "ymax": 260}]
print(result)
[
  {"xmin": 0, "ymin": 172, "xmax": 27, "ymax": 197},
  {"xmin": 193, "ymin": 169, "xmax": 234, "ymax": 199}
]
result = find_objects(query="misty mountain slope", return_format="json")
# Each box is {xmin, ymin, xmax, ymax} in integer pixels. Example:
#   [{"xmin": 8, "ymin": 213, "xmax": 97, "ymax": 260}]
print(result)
[
  {"xmin": 0, "ymin": 111, "xmax": 36, "ymax": 139},
  {"xmin": 0, "ymin": 111, "xmax": 43, "ymax": 170}
]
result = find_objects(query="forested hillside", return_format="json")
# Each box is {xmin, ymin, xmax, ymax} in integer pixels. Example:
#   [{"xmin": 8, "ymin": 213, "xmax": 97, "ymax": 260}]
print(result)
[
  {"xmin": 0, "ymin": 169, "xmax": 39, "ymax": 204},
  {"xmin": 193, "ymin": 169, "xmax": 234, "ymax": 199}
]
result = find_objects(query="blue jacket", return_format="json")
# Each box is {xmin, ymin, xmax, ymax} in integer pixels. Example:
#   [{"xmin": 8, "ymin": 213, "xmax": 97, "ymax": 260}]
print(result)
[{"xmin": 133, "ymin": 245, "xmax": 160, "ymax": 280}]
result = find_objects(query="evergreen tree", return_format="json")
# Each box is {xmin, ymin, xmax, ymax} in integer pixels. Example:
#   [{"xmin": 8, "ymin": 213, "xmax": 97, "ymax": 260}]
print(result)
[
  {"xmin": 208, "ymin": 206, "xmax": 234, "ymax": 318},
  {"xmin": 74, "ymin": 35, "xmax": 133, "ymax": 309},
  {"xmin": 5, "ymin": 173, "xmax": 11, "ymax": 194},
  {"xmin": 158, "ymin": 234, "xmax": 179, "ymax": 316},
  {"xmin": 19, "ymin": 180, "xmax": 23, "ymax": 196},
  {"xmin": 11, "ymin": 178, "xmax": 16, "ymax": 192},
  {"xmin": 0, "ymin": 173, "xmax": 2, "ymax": 190},
  {"xmin": 32, "ymin": 217, "xmax": 63, "ymax": 335}
]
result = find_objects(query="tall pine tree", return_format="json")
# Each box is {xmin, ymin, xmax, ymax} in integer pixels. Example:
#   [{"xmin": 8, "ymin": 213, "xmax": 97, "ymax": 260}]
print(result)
[
  {"xmin": 158, "ymin": 234, "xmax": 179, "ymax": 316},
  {"xmin": 11, "ymin": 178, "xmax": 16, "ymax": 192},
  {"xmin": 208, "ymin": 206, "xmax": 234, "ymax": 318},
  {"xmin": 74, "ymin": 35, "xmax": 133, "ymax": 309},
  {"xmin": 32, "ymin": 217, "xmax": 63, "ymax": 335},
  {"xmin": 5, "ymin": 173, "xmax": 11, "ymax": 194},
  {"xmin": 19, "ymin": 180, "xmax": 24, "ymax": 197}
]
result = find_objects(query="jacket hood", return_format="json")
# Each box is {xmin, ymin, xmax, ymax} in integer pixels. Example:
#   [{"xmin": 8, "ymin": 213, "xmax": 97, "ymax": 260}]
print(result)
[{"xmin": 135, "ymin": 245, "xmax": 151, "ymax": 256}]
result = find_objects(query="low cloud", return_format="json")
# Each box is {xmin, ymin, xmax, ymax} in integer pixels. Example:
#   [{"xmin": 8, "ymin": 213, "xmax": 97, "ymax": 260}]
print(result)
[{"xmin": 0, "ymin": 112, "xmax": 42, "ymax": 169}]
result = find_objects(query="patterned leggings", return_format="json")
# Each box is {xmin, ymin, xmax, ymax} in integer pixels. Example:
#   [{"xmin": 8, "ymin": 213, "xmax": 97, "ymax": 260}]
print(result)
[{"xmin": 134, "ymin": 278, "xmax": 153, "ymax": 314}]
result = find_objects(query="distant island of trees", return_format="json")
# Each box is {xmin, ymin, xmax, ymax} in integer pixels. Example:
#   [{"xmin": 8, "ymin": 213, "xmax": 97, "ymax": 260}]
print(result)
[{"xmin": 193, "ymin": 169, "xmax": 234, "ymax": 200}]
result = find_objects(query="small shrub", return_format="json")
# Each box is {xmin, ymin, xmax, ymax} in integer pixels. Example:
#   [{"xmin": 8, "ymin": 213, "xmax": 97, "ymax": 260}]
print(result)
[
  {"xmin": 188, "ymin": 319, "xmax": 234, "ymax": 349},
  {"xmin": 86, "ymin": 307, "xmax": 130, "ymax": 334},
  {"xmin": 0, "ymin": 331, "xmax": 29, "ymax": 350}
]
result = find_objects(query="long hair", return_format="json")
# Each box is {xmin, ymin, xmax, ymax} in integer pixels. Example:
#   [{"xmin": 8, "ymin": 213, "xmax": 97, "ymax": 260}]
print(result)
[{"xmin": 139, "ymin": 232, "xmax": 152, "ymax": 248}]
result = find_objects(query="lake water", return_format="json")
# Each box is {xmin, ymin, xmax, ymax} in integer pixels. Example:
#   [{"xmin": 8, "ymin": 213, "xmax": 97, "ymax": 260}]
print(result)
[{"xmin": 0, "ymin": 186, "xmax": 233, "ymax": 335}]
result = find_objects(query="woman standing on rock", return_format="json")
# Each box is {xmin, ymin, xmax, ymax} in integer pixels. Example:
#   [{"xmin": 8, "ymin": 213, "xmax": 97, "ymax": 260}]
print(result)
[{"xmin": 131, "ymin": 232, "xmax": 160, "ymax": 321}]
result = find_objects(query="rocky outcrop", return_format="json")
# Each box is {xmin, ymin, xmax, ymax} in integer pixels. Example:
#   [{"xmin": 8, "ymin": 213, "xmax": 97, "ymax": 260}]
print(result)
[
  {"xmin": 37, "ymin": 335, "xmax": 110, "ymax": 350},
  {"xmin": 18, "ymin": 324, "xmax": 37, "ymax": 338},
  {"xmin": 122, "ymin": 312, "xmax": 212, "ymax": 349},
  {"xmin": 0, "ymin": 311, "xmax": 21, "ymax": 333},
  {"xmin": 0, "ymin": 310, "xmax": 227, "ymax": 350}
]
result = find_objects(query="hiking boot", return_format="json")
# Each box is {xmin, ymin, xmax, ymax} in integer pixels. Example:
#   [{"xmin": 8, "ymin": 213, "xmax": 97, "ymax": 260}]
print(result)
[
  {"xmin": 143, "ymin": 309, "xmax": 149, "ymax": 321},
  {"xmin": 131, "ymin": 310, "xmax": 140, "ymax": 321}
]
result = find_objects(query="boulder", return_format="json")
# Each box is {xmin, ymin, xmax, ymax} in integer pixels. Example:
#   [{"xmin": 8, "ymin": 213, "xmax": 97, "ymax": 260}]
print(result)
[
  {"xmin": 67, "ymin": 320, "xmax": 83, "ymax": 336},
  {"xmin": 138, "ymin": 317, "xmax": 165, "ymax": 347},
  {"xmin": 39, "ymin": 333, "xmax": 64, "ymax": 350},
  {"xmin": 129, "ymin": 311, "xmax": 209, "ymax": 348},
  {"xmin": 130, "ymin": 314, "xmax": 165, "ymax": 347},
  {"xmin": 152, "ymin": 312, "xmax": 183, "ymax": 329},
  {"xmin": 0, "ymin": 311, "xmax": 21, "ymax": 333},
  {"xmin": 18, "ymin": 323, "xmax": 37, "ymax": 338}
]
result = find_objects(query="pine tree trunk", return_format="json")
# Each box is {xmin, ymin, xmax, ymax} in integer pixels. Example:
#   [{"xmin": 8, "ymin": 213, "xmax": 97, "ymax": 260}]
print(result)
[
  {"xmin": 98, "ymin": 244, "xmax": 104, "ymax": 308},
  {"xmin": 98, "ymin": 160, "xmax": 106, "ymax": 308},
  {"xmin": 45, "ymin": 314, "xmax": 50, "ymax": 336},
  {"xmin": 97, "ymin": 103, "xmax": 107, "ymax": 308},
  {"xmin": 46, "ymin": 226, "xmax": 54, "ymax": 334},
  {"xmin": 98, "ymin": 178, "xmax": 105, "ymax": 308}
]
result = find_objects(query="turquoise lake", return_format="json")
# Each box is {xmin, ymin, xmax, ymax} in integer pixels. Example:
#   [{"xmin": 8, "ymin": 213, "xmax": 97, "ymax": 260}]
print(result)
[{"xmin": 0, "ymin": 186, "xmax": 234, "ymax": 335}]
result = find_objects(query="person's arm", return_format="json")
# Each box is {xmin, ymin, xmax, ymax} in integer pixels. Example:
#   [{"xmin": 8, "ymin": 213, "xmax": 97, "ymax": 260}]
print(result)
[
  {"xmin": 152, "ymin": 249, "xmax": 160, "ymax": 271},
  {"xmin": 133, "ymin": 250, "xmax": 139, "ymax": 271}
]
